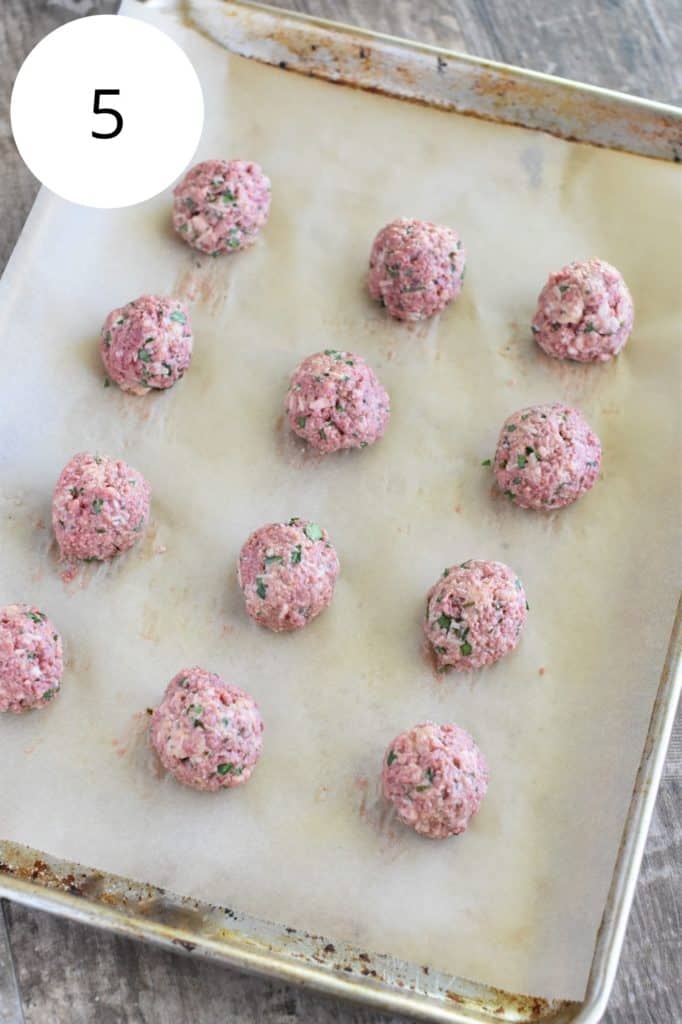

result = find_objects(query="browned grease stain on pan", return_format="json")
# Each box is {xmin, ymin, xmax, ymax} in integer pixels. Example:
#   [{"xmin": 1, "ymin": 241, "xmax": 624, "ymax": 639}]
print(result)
[
  {"xmin": 0, "ymin": 843, "xmax": 574, "ymax": 1019},
  {"xmin": 196, "ymin": 11, "xmax": 681, "ymax": 161}
]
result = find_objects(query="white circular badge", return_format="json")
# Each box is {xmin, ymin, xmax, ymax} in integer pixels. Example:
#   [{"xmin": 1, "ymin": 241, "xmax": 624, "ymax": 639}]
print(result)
[{"xmin": 10, "ymin": 15, "xmax": 204, "ymax": 208}]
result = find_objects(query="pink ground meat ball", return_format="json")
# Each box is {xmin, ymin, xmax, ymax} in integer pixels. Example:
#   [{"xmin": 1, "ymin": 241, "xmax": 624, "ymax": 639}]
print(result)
[
  {"xmin": 172, "ymin": 159, "xmax": 271, "ymax": 255},
  {"xmin": 238, "ymin": 518, "xmax": 340, "ymax": 633},
  {"xmin": 532, "ymin": 258, "xmax": 634, "ymax": 362},
  {"xmin": 368, "ymin": 217, "xmax": 466, "ymax": 321},
  {"xmin": 382, "ymin": 721, "xmax": 488, "ymax": 839},
  {"xmin": 100, "ymin": 294, "xmax": 193, "ymax": 395},
  {"xmin": 0, "ymin": 604, "xmax": 63, "ymax": 713},
  {"xmin": 52, "ymin": 452, "xmax": 151, "ymax": 561},
  {"xmin": 493, "ymin": 403, "xmax": 601, "ymax": 510},
  {"xmin": 285, "ymin": 349, "xmax": 390, "ymax": 454},
  {"xmin": 424, "ymin": 560, "xmax": 527, "ymax": 672},
  {"xmin": 150, "ymin": 667, "xmax": 264, "ymax": 792}
]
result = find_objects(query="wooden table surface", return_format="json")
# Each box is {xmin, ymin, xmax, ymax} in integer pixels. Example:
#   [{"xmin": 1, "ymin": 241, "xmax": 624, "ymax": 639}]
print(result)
[{"xmin": 1, "ymin": 2, "xmax": 680, "ymax": 1022}]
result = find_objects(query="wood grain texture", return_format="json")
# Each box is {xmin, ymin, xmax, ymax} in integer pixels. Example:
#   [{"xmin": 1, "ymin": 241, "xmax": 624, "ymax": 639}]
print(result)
[
  {"xmin": 0, "ymin": 905, "xmax": 23, "ymax": 1024},
  {"xmin": 268, "ymin": 0, "xmax": 682, "ymax": 105},
  {"xmin": 0, "ymin": 2, "xmax": 680, "ymax": 1023}
]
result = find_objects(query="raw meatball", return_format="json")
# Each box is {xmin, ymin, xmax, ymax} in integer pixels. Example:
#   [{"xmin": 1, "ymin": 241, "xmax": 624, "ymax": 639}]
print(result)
[
  {"xmin": 100, "ymin": 294, "xmax": 192, "ymax": 395},
  {"xmin": 368, "ymin": 217, "xmax": 466, "ymax": 321},
  {"xmin": 532, "ymin": 258, "xmax": 634, "ymax": 362},
  {"xmin": 424, "ymin": 560, "xmax": 527, "ymax": 672},
  {"xmin": 0, "ymin": 604, "xmax": 63, "ymax": 713},
  {"xmin": 52, "ymin": 452, "xmax": 151, "ymax": 561},
  {"xmin": 285, "ymin": 349, "xmax": 390, "ymax": 454},
  {"xmin": 382, "ymin": 721, "xmax": 488, "ymax": 839},
  {"xmin": 172, "ymin": 159, "xmax": 271, "ymax": 255},
  {"xmin": 238, "ymin": 518, "xmax": 340, "ymax": 632},
  {"xmin": 150, "ymin": 667, "xmax": 264, "ymax": 792},
  {"xmin": 493, "ymin": 403, "xmax": 601, "ymax": 510}
]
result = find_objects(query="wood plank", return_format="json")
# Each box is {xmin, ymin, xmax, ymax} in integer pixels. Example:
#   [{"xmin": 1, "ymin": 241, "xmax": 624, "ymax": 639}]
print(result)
[
  {"xmin": 0, "ymin": 904, "xmax": 23, "ymax": 1024},
  {"xmin": 3, "ymin": 900, "xmax": 411, "ymax": 1024},
  {"xmin": 267, "ymin": 0, "xmax": 682, "ymax": 104}
]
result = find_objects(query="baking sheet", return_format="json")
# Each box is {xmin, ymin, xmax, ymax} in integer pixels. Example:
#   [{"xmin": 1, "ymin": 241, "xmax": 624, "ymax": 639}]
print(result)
[{"xmin": 1, "ymin": 0, "xmax": 680, "ymax": 1003}]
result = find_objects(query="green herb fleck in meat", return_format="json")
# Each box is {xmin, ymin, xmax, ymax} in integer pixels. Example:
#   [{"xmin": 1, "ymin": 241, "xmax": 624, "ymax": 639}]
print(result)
[
  {"xmin": 138, "ymin": 347, "xmax": 152, "ymax": 363},
  {"xmin": 256, "ymin": 578, "xmax": 268, "ymax": 599},
  {"xmin": 387, "ymin": 750, "xmax": 397, "ymax": 766},
  {"xmin": 460, "ymin": 642, "xmax": 472, "ymax": 656},
  {"xmin": 296, "ymin": 415, "xmax": 307, "ymax": 429},
  {"xmin": 304, "ymin": 522, "xmax": 323, "ymax": 542},
  {"xmin": 437, "ymin": 613, "xmax": 453, "ymax": 631},
  {"xmin": 170, "ymin": 310, "xmax": 186, "ymax": 324},
  {"xmin": 91, "ymin": 498, "xmax": 104, "ymax": 515},
  {"xmin": 217, "ymin": 763, "xmax": 235, "ymax": 775},
  {"xmin": 517, "ymin": 454, "xmax": 527, "ymax": 468},
  {"xmin": 25, "ymin": 611, "xmax": 46, "ymax": 624},
  {"xmin": 291, "ymin": 545, "xmax": 302, "ymax": 565},
  {"xmin": 265, "ymin": 554, "xmax": 284, "ymax": 567},
  {"xmin": 221, "ymin": 189, "xmax": 236, "ymax": 203},
  {"xmin": 415, "ymin": 769, "xmax": 434, "ymax": 792},
  {"xmin": 506, "ymin": 424, "xmax": 518, "ymax": 432}
]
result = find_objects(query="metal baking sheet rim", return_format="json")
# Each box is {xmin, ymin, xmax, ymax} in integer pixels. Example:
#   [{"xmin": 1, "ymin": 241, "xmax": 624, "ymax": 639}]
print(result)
[{"xmin": 1, "ymin": 1, "xmax": 681, "ymax": 1021}]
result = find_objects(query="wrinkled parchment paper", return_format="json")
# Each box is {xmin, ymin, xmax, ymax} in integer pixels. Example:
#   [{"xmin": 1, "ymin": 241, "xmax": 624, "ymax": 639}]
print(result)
[{"xmin": 1, "ymin": 0, "xmax": 680, "ymax": 1001}]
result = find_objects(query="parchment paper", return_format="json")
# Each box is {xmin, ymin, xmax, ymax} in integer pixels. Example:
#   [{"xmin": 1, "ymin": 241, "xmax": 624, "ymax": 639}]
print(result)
[{"xmin": 1, "ymin": 0, "xmax": 680, "ymax": 1001}]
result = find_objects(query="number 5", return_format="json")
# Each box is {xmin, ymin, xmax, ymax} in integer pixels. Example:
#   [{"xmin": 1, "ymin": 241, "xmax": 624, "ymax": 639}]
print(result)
[{"xmin": 92, "ymin": 89, "xmax": 123, "ymax": 139}]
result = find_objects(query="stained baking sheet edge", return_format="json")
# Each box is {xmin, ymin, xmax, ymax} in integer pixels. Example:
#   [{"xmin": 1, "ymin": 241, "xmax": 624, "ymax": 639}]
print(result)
[{"xmin": 186, "ymin": 0, "xmax": 682, "ymax": 161}]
